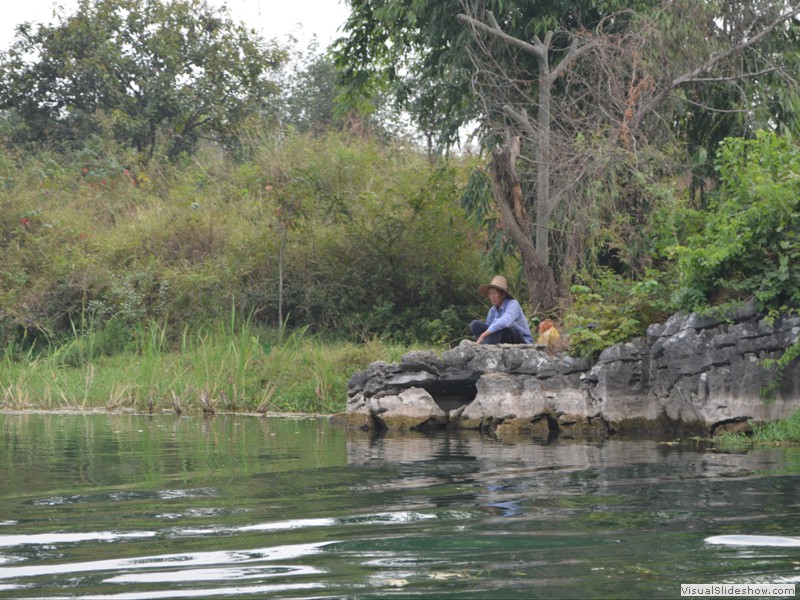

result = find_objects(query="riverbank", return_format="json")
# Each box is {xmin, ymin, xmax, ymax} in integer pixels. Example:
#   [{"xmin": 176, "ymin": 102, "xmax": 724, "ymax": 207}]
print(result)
[
  {"xmin": 346, "ymin": 309, "xmax": 800, "ymax": 443},
  {"xmin": 1, "ymin": 325, "xmax": 425, "ymax": 414},
  {"xmin": 5, "ymin": 319, "xmax": 800, "ymax": 447}
]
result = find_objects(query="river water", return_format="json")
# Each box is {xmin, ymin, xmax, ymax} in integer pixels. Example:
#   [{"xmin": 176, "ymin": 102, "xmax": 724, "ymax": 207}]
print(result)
[{"xmin": 0, "ymin": 413, "xmax": 798, "ymax": 599}]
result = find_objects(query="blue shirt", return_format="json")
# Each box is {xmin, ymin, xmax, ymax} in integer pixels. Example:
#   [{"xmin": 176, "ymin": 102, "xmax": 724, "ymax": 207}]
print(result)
[{"xmin": 486, "ymin": 298, "xmax": 534, "ymax": 343}]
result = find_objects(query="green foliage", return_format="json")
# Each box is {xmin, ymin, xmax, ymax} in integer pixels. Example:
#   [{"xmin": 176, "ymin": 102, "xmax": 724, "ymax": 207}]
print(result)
[
  {"xmin": 460, "ymin": 167, "xmax": 520, "ymax": 274},
  {"xmin": 281, "ymin": 43, "xmax": 342, "ymax": 135},
  {"xmin": 0, "ymin": 130, "xmax": 488, "ymax": 350},
  {"xmin": 564, "ymin": 269, "xmax": 671, "ymax": 357},
  {"xmin": 334, "ymin": 0, "xmax": 656, "ymax": 146},
  {"xmin": 669, "ymin": 131, "xmax": 800, "ymax": 312},
  {"xmin": 336, "ymin": 0, "xmax": 800, "ymax": 316},
  {"xmin": 237, "ymin": 132, "xmax": 487, "ymax": 343},
  {"xmin": 0, "ymin": 0, "xmax": 287, "ymax": 159},
  {"xmin": 649, "ymin": 1, "xmax": 800, "ymax": 200},
  {"xmin": 717, "ymin": 410, "xmax": 800, "ymax": 448},
  {"xmin": 760, "ymin": 331, "xmax": 800, "ymax": 400}
]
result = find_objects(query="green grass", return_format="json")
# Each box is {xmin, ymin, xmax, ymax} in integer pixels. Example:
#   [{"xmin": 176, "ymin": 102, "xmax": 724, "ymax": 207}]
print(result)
[
  {"xmin": 716, "ymin": 410, "xmax": 800, "ymax": 449},
  {"xmin": 0, "ymin": 320, "xmax": 422, "ymax": 414}
]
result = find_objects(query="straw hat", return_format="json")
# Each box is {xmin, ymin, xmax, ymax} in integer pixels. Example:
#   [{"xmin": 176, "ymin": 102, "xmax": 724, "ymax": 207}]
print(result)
[{"xmin": 478, "ymin": 275, "xmax": 513, "ymax": 299}]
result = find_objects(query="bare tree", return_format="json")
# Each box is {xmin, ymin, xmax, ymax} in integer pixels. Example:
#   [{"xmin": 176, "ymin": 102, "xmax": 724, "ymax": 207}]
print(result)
[{"xmin": 457, "ymin": 1, "xmax": 800, "ymax": 314}]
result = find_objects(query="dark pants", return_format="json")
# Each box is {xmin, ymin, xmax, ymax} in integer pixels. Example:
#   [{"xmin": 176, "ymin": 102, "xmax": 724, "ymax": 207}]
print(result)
[{"xmin": 469, "ymin": 320, "xmax": 524, "ymax": 345}]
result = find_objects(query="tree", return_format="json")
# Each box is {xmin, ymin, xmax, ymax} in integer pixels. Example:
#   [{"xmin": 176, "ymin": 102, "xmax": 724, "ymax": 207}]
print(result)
[
  {"xmin": 458, "ymin": 1, "xmax": 800, "ymax": 311},
  {"xmin": 335, "ymin": 0, "xmax": 659, "ymax": 312},
  {"xmin": 335, "ymin": 0, "xmax": 651, "ymax": 149},
  {"xmin": 0, "ymin": 0, "xmax": 287, "ymax": 160},
  {"xmin": 281, "ymin": 40, "xmax": 342, "ymax": 134},
  {"xmin": 337, "ymin": 0, "xmax": 800, "ymax": 314},
  {"xmin": 671, "ymin": 131, "xmax": 800, "ymax": 311},
  {"xmin": 657, "ymin": 1, "xmax": 800, "ymax": 203},
  {"xmin": 458, "ymin": 12, "xmax": 604, "ymax": 311}
]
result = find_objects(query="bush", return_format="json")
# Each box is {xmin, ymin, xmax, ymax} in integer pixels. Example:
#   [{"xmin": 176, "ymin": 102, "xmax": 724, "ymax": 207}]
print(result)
[
  {"xmin": 669, "ymin": 131, "xmax": 800, "ymax": 312},
  {"xmin": 563, "ymin": 268, "xmax": 672, "ymax": 357},
  {"xmin": 0, "ymin": 130, "xmax": 489, "ymax": 352}
]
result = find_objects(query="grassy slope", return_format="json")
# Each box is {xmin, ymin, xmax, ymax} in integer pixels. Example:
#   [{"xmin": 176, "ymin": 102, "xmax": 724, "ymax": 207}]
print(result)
[{"xmin": 1, "ymin": 133, "xmax": 480, "ymax": 413}]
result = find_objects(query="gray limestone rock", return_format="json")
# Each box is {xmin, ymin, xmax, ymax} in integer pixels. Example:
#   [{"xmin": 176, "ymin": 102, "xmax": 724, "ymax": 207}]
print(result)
[
  {"xmin": 369, "ymin": 387, "xmax": 448, "ymax": 431},
  {"xmin": 343, "ymin": 308, "xmax": 800, "ymax": 439}
]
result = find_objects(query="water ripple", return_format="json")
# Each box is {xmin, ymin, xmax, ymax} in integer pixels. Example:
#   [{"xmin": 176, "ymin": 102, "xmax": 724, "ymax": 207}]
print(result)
[
  {"xmin": 0, "ymin": 541, "xmax": 334, "ymax": 580},
  {"xmin": 706, "ymin": 534, "xmax": 800, "ymax": 547},
  {"xmin": 47, "ymin": 582, "xmax": 324, "ymax": 600},
  {"xmin": 173, "ymin": 510, "xmax": 438, "ymax": 537},
  {"xmin": 31, "ymin": 488, "xmax": 220, "ymax": 507},
  {"xmin": 0, "ymin": 531, "xmax": 157, "ymax": 548},
  {"xmin": 105, "ymin": 564, "xmax": 322, "ymax": 583},
  {"xmin": 0, "ymin": 510, "xmax": 440, "ymax": 554}
]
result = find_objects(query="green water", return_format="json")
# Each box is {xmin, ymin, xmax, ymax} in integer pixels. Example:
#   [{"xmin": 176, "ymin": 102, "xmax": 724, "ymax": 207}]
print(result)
[{"xmin": 0, "ymin": 413, "xmax": 798, "ymax": 599}]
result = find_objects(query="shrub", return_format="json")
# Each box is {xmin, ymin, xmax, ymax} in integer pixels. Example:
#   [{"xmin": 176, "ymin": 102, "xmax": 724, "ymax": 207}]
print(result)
[
  {"xmin": 0, "ymin": 130, "xmax": 489, "ymax": 351},
  {"xmin": 669, "ymin": 131, "xmax": 800, "ymax": 312},
  {"xmin": 563, "ymin": 268, "xmax": 672, "ymax": 357}
]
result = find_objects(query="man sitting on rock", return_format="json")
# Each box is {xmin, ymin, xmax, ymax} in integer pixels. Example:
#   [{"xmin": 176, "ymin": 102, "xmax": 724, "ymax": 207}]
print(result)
[{"xmin": 470, "ymin": 276, "xmax": 534, "ymax": 345}]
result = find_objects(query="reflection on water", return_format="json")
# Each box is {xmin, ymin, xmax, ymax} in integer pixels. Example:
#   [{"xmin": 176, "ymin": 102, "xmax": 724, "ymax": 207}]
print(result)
[
  {"xmin": 0, "ymin": 413, "xmax": 798, "ymax": 598},
  {"xmin": 707, "ymin": 535, "xmax": 800, "ymax": 547}
]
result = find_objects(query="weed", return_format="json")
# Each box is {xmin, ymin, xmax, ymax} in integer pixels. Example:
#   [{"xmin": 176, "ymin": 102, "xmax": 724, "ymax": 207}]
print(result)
[{"xmin": 717, "ymin": 410, "xmax": 800, "ymax": 448}]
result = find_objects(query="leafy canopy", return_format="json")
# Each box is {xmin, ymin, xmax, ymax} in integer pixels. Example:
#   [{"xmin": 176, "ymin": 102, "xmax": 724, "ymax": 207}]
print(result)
[
  {"xmin": 0, "ymin": 0, "xmax": 287, "ymax": 160},
  {"xmin": 334, "ymin": 0, "xmax": 656, "ymax": 146},
  {"xmin": 670, "ymin": 131, "xmax": 800, "ymax": 311}
]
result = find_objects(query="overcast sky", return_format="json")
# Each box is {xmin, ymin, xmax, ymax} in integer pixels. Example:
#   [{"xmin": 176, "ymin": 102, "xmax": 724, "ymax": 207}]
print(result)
[{"xmin": 0, "ymin": 0, "xmax": 351, "ymax": 51}]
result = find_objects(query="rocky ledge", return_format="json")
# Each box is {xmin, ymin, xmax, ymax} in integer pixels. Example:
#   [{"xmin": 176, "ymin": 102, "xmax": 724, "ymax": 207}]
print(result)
[{"xmin": 342, "ymin": 306, "xmax": 800, "ymax": 439}]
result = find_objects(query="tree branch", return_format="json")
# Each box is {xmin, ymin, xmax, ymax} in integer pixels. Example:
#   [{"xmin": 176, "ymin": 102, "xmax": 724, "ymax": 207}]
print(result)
[
  {"xmin": 677, "ymin": 66, "xmax": 782, "ymax": 84},
  {"xmin": 670, "ymin": 7, "xmax": 800, "ymax": 90},
  {"xmin": 627, "ymin": 6, "xmax": 800, "ymax": 133},
  {"xmin": 458, "ymin": 13, "xmax": 594, "ymax": 83},
  {"xmin": 502, "ymin": 104, "xmax": 537, "ymax": 139},
  {"xmin": 456, "ymin": 13, "xmax": 545, "ymax": 61},
  {"xmin": 550, "ymin": 36, "xmax": 593, "ymax": 80}
]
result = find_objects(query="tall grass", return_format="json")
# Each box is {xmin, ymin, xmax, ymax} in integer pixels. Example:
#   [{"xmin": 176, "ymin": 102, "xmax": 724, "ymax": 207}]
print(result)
[
  {"xmin": 137, "ymin": 321, "xmax": 168, "ymax": 409},
  {"xmin": 716, "ymin": 411, "xmax": 800, "ymax": 449},
  {"xmin": 0, "ymin": 316, "xmax": 419, "ymax": 414}
]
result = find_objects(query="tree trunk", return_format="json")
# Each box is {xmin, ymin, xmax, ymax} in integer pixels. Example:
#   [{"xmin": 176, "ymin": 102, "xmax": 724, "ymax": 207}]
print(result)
[
  {"xmin": 489, "ymin": 137, "xmax": 559, "ymax": 313},
  {"xmin": 534, "ymin": 36, "xmax": 552, "ymax": 265}
]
